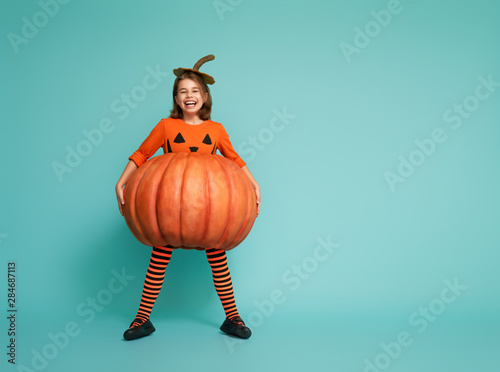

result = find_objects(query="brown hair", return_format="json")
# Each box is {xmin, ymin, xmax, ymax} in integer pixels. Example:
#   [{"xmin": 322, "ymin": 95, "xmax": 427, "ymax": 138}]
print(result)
[{"xmin": 169, "ymin": 71, "xmax": 212, "ymax": 120}]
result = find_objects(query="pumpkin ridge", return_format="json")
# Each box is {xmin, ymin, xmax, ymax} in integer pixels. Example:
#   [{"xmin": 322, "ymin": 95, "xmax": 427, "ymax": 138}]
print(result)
[
  {"xmin": 149, "ymin": 159, "xmax": 163, "ymax": 246},
  {"xmin": 124, "ymin": 168, "xmax": 145, "ymax": 244},
  {"xmin": 204, "ymin": 155, "xmax": 228, "ymax": 248},
  {"xmin": 227, "ymin": 167, "xmax": 256, "ymax": 248},
  {"xmin": 135, "ymin": 157, "xmax": 160, "ymax": 246},
  {"xmin": 132, "ymin": 159, "xmax": 157, "ymax": 246},
  {"xmin": 200, "ymin": 154, "xmax": 211, "ymax": 248},
  {"xmin": 225, "ymin": 162, "xmax": 248, "ymax": 249},
  {"xmin": 214, "ymin": 155, "xmax": 235, "ymax": 250},
  {"xmin": 178, "ymin": 153, "xmax": 189, "ymax": 247},
  {"xmin": 155, "ymin": 154, "xmax": 174, "ymax": 246}
]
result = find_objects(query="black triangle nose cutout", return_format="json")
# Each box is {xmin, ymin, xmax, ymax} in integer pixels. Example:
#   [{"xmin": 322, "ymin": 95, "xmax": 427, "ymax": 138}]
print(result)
[
  {"xmin": 174, "ymin": 133, "xmax": 185, "ymax": 143},
  {"xmin": 189, "ymin": 147, "xmax": 199, "ymax": 152}
]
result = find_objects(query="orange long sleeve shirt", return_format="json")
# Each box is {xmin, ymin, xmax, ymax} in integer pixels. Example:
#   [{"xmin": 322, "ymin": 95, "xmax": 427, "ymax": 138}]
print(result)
[{"xmin": 129, "ymin": 118, "xmax": 246, "ymax": 168}]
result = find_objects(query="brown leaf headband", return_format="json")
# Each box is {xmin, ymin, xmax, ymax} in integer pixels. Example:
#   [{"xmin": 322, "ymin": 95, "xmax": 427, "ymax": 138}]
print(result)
[{"xmin": 173, "ymin": 54, "xmax": 215, "ymax": 85}]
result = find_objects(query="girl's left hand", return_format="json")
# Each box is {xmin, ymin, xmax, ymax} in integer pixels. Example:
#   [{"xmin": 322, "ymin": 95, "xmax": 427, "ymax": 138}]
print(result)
[
  {"xmin": 240, "ymin": 165, "xmax": 260, "ymax": 217},
  {"xmin": 255, "ymin": 186, "xmax": 261, "ymax": 217}
]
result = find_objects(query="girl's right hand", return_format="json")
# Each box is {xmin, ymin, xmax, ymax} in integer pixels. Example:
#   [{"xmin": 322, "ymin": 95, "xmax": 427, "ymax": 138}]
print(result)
[
  {"xmin": 116, "ymin": 185, "xmax": 125, "ymax": 216},
  {"xmin": 115, "ymin": 160, "xmax": 139, "ymax": 216}
]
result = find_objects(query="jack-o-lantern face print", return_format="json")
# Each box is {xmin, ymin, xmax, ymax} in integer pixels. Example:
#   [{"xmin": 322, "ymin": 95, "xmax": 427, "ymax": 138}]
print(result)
[{"xmin": 166, "ymin": 132, "xmax": 217, "ymax": 154}]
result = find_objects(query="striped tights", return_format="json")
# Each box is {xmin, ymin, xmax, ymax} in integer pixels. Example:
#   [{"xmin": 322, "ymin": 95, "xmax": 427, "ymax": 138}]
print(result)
[{"xmin": 130, "ymin": 245, "xmax": 240, "ymax": 327}]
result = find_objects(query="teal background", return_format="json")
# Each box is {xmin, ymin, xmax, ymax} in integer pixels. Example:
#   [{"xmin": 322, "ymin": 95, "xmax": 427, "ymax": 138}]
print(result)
[{"xmin": 1, "ymin": 0, "xmax": 499, "ymax": 371}]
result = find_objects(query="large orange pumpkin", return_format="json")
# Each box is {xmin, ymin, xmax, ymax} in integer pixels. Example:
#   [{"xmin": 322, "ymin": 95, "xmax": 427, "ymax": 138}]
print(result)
[{"xmin": 123, "ymin": 152, "xmax": 257, "ymax": 251}]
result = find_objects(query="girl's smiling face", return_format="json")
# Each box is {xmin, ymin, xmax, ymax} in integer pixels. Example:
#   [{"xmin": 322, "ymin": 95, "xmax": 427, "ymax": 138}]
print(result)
[{"xmin": 174, "ymin": 79, "xmax": 208, "ymax": 116}]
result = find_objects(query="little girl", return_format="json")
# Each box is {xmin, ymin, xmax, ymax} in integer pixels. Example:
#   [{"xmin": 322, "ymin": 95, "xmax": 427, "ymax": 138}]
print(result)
[{"xmin": 115, "ymin": 55, "xmax": 260, "ymax": 341}]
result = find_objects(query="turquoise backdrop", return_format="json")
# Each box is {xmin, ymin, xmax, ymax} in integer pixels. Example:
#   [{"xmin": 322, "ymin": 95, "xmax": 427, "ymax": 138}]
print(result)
[{"xmin": 1, "ymin": 0, "xmax": 499, "ymax": 371}]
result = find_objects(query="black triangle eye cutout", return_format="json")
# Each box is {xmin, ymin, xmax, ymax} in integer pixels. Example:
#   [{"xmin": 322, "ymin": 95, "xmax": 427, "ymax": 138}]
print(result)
[
  {"xmin": 174, "ymin": 133, "xmax": 185, "ymax": 143},
  {"xmin": 202, "ymin": 134, "xmax": 212, "ymax": 145}
]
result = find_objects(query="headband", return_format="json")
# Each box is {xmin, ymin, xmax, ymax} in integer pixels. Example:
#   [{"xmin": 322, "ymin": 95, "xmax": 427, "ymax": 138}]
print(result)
[{"xmin": 173, "ymin": 54, "xmax": 215, "ymax": 85}]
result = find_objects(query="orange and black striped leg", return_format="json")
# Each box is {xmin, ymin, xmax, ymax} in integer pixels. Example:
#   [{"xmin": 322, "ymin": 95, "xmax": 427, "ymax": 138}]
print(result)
[
  {"xmin": 205, "ymin": 248, "xmax": 241, "ymax": 320},
  {"xmin": 206, "ymin": 248, "xmax": 251, "ymax": 339},
  {"xmin": 130, "ymin": 245, "xmax": 174, "ymax": 327}
]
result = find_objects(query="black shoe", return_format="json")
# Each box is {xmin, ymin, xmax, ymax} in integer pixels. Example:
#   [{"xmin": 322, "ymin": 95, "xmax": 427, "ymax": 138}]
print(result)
[
  {"xmin": 220, "ymin": 316, "xmax": 252, "ymax": 339},
  {"xmin": 123, "ymin": 319, "xmax": 155, "ymax": 341}
]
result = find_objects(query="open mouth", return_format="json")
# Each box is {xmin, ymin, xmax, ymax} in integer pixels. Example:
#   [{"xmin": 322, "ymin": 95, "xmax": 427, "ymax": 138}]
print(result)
[{"xmin": 185, "ymin": 101, "xmax": 197, "ymax": 107}]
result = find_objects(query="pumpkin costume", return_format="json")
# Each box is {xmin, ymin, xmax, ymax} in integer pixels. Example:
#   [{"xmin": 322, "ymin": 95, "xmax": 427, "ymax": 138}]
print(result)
[
  {"xmin": 122, "ymin": 55, "xmax": 253, "ymax": 340},
  {"xmin": 123, "ymin": 152, "xmax": 257, "ymax": 251},
  {"xmin": 128, "ymin": 118, "xmax": 246, "ymax": 168}
]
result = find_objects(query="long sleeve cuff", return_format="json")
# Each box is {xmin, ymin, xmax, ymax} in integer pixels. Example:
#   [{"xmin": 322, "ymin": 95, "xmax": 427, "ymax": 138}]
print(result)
[
  {"xmin": 233, "ymin": 157, "xmax": 246, "ymax": 168},
  {"xmin": 128, "ymin": 151, "xmax": 147, "ymax": 168}
]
